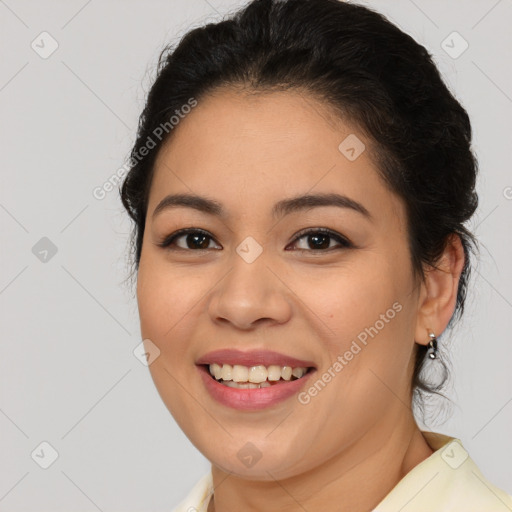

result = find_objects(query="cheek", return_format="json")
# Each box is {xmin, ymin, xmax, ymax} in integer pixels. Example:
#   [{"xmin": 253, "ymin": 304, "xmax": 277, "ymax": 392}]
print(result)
[
  {"xmin": 136, "ymin": 257, "xmax": 205, "ymax": 358},
  {"xmin": 293, "ymin": 257, "xmax": 414, "ymax": 393},
  {"xmin": 290, "ymin": 261, "xmax": 404, "ymax": 342},
  {"xmin": 136, "ymin": 260, "xmax": 206, "ymax": 428}
]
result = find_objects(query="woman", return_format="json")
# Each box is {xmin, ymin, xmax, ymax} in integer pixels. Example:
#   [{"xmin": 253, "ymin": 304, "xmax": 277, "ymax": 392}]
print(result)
[{"xmin": 120, "ymin": 0, "xmax": 512, "ymax": 510}]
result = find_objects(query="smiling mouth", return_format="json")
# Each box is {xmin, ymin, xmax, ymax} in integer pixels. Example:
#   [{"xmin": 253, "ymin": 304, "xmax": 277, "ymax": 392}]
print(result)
[{"xmin": 203, "ymin": 363, "xmax": 315, "ymax": 389}]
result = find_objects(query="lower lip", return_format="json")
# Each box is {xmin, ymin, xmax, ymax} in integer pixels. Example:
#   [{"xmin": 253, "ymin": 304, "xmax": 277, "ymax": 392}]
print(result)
[{"xmin": 197, "ymin": 365, "xmax": 315, "ymax": 411}]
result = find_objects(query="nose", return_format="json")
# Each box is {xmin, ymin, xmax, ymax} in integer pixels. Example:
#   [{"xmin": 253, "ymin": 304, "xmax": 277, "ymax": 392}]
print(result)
[{"xmin": 208, "ymin": 252, "xmax": 293, "ymax": 330}]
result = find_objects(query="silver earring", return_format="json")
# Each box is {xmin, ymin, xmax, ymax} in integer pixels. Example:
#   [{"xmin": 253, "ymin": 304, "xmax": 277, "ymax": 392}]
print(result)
[{"xmin": 427, "ymin": 332, "xmax": 438, "ymax": 359}]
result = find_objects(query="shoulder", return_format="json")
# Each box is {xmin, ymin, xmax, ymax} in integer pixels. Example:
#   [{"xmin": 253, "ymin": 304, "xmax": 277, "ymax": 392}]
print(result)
[
  {"xmin": 170, "ymin": 471, "xmax": 213, "ymax": 512},
  {"xmin": 374, "ymin": 431, "xmax": 512, "ymax": 512}
]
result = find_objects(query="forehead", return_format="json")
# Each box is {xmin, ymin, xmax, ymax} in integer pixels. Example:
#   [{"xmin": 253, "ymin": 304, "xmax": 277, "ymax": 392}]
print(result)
[
  {"xmin": 149, "ymin": 88, "xmax": 405, "ymax": 227},
  {"xmin": 155, "ymin": 87, "xmax": 360, "ymax": 171}
]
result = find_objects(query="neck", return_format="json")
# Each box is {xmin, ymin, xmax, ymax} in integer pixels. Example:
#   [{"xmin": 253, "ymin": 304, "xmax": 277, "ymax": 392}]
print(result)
[{"xmin": 207, "ymin": 415, "xmax": 433, "ymax": 512}]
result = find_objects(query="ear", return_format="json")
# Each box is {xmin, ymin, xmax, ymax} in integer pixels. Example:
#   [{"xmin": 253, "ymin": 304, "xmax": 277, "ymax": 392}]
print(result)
[{"xmin": 414, "ymin": 233, "xmax": 466, "ymax": 346}]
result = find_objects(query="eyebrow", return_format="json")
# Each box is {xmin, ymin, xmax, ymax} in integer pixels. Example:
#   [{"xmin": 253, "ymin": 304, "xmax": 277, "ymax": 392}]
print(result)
[{"xmin": 152, "ymin": 192, "xmax": 372, "ymax": 221}]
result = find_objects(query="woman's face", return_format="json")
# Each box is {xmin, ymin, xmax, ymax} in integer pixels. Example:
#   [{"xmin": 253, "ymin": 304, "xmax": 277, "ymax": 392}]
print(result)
[{"xmin": 137, "ymin": 88, "xmax": 424, "ymax": 480}]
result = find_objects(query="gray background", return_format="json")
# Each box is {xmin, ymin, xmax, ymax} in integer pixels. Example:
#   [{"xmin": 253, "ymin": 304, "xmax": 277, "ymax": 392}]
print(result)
[{"xmin": 1, "ymin": 0, "xmax": 511, "ymax": 510}]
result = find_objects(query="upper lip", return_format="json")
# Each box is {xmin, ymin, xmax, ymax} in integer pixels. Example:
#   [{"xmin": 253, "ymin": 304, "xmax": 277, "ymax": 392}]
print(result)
[{"xmin": 196, "ymin": 349, "xmax": 316, "ymax": 368}]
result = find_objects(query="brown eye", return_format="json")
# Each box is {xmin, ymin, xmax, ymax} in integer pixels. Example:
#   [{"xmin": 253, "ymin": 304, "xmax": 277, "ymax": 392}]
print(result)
[
  {"xmin": 182, "ymin": 233, "xmax": 211, "ymax": 249},
  {"xmin": 157, "ymin": 229, "xmax": 221, "ymax": 251},
  {"xmin": 288, "ymin": 228, "xmax": 352, "ymax": 252},
  {"xmin": 157, "ymin": 227, "xmax": 352, "ymax": 253}
]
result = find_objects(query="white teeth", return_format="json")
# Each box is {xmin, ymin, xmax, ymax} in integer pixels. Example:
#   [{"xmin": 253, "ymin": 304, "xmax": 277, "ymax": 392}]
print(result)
[
  {"xmin": 232, "ymin": 365, "xmax": 249, "ymax": 382},
  {"xmin": 248, "ymin": 365, "xmax": 267, "ymax": 383},
  {"xmin": 292, "ymin": 367, "xmax": 306, "ymax": 378},
  {"xmin": 210, "ymin": 363, "xmax": 222, "ymax": 380},
  {"xmin": 267, "ymin": 365, "xmax": 282, "ymax": 381},
  {"xmin": 208, "ymin": 363, "xmax": 309, "ymax": 383},
  {"xmin": 222, "ymin": 380, "xmax": 270, "ymax": 389},
  {"xmin": 220, "ymin": 364, "xmax": 232, "ymax": 381},
  {"xmin": 281, "ymin": 366, "xmax": 292, "ymax": 380}
]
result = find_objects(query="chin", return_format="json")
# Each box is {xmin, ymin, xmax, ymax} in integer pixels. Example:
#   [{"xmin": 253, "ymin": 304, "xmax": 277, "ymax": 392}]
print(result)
[{"xmin": 208, "ymin": 450, "xmax": 304, "ymax": 481}]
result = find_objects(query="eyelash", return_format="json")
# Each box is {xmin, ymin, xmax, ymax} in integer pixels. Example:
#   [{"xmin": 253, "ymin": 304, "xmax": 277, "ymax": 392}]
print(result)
[{"xmin": 156, "ymin": 227, "xmax": 353, "ymax": 253}]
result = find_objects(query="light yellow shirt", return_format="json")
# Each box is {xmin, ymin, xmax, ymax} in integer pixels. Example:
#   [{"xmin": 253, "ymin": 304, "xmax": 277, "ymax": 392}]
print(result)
[{"xmin": 171, "ymin": 431, "xmax": 512, "ymax": 511}]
